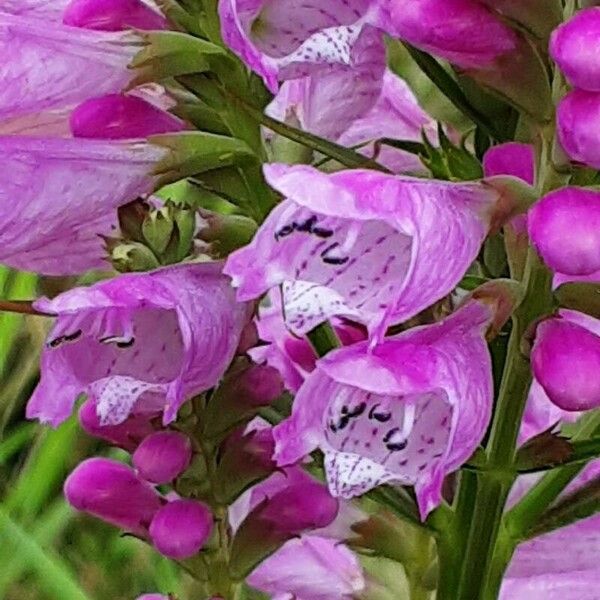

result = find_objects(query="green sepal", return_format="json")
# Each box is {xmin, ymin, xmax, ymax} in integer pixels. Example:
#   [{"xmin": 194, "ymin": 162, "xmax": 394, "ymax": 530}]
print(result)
[{"xmin": 554, "ymin": 282, "xmax": 600, "ymax": 319}]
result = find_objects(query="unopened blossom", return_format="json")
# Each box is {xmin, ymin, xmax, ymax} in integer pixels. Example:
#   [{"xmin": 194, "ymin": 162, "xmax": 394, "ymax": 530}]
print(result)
[
  {"xmin": 273, "ymin": 301, "xmax": 493, "ymax": 519},
  {"xmin": 136, "ymin": 595, "xmax": 169, "ymax": 600},
  {"xmin": 267, "ymin": 68, "xmax": 436, "ymax": 174},
  {"xmin": 27, "ymin": 262, "xmax": 249, "ymax": 427},
  {"xmin": 371, "ymin": 0, "xmax": 517, "ymax": 68},
  {"xmin": 133, "ymin": 431, "xmax": 192, "ymax": 484},
  {"xmin": 528, "ymin": 187, "xmax": 600, "ymax": 277},
  {"xmin": 249, "ymin": 291, "xmax": 365, "ymax": 392},
  {"xmin": 483, "ymin": 142, "xmax": 535, "ymax": 187},
  {"xmin": 62, "ymin": 0, "xmax": 167, "ymax": 31},
  {"xmin": 557, "ymin": 90, "xmax": 600, "ymax": 168},
  {"xmin": 225, "ymin": 163, "xmax": 501, "ymax": 340},
  {"xmin": 531, "ymin": 310, "xmax": 600, "ymax": 412},
  {"xmin": 0, "ymin": 136, "xmax": 165, "ymax": 274},
  {"xmin": 65, "ymin": 457, "xmax": 163, "ymax": 535},
  {"xmin": 0, "ymin": 13, "xmax": 144, "ymax": 122},
  {"xmin": 78, "ymin": 398, "xmax": 158, "ymax": 452},
  {"xmin": 550, "ymin": 7, "xmax": 600, "ymax": 91},
  {"xmin": 70, "ymin": 94, "xmax": 184, "ymax": 140},
  {"xmin": 149, "ymin": 499, "xmax": 213, "ymax": 559},
  {"xmin": 248, "ymin": 535, "xmax": 365, "ymax": 600}
]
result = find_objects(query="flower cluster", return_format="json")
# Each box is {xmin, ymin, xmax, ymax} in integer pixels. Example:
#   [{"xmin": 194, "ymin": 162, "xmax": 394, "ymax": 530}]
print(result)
[{"xmin": 2, "ymin": 1, "xmax": 599, "ymax": 599}]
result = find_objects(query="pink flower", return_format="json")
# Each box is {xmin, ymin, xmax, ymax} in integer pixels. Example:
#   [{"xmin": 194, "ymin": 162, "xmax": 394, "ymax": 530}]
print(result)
[
  {"xmin": 225, "ymin": 163, "xmax": 499, "ymax": 341},
  {"xmin": 27, "ymin": 262, "xmax": 249, "ymax": 427},
  {"xmin": 531, "ymin": 310, "xmax": 600, "ymax": 412},
  {"xmin": 550, "ymin": 7, "xmax": 600, "ymax": 91},
  {"xmin": 528, "ymin": 187, "xmax": 600, "ymax": 277},
  {"xmin": 273, "ymin": 301, "xmax": 493, "ymax": 519},
  {"xmin": 557, "ymin": 90, "xmax": 600, "ymax": 169},
  {"xmin": 483, "ymin": 142, "xmax": 535, "ymax": 186},
  {"xmin": 133, "ymin": 431, "xmax": 192, "ymax": 484},
  {"xmin": 149, "ymin": 499, "xmax": 213, "ymax": 559},
  {"xmin": 64, "ymin": 457, "xmax": 163, "ymax": 536}
]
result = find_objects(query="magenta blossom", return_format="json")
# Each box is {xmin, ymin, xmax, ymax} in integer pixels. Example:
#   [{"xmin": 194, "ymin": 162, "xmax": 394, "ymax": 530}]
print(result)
[
  {"xmin": 371, "ymin": 0, "xmax": 517, "ymax": 68},
  {"xmin": 71, "ymin": 94, "xmax": 184, "ymax": 140},
  {"xmin": 27, "ymin": 262, "xmax": 249, "ymax": 427},
  {"xmin": 267, "ymin": 68, "xmax": 436, "ymax": 174},
  {"xmin": 528, "ymin": 187, "xmax": 600, "ymax": 277},
  {"xmin": 0, "ymin": 13, "xmax": 144, "ymax": 123},
  {"xmin": 133, "ymin": 431, "xmax": 192, "ymax": 484},
  {"xmin": 248, "ymin": 535, "xmax": 365, "ymax": 600},
  {"xmin": 149, "ymin": 499, "xmax": 213, "ymax": 559},
  {"xmin": 225, "ymin": 163, "xmax": 500, "ymax": 340},
  {"xmin": 483, "ymin": 142, "xmax": 535, "ymax": 186},
  {"xmin": 557, "ymin": 90, "xmax": 600, "ymax": 169},
  {"xmin": 64, "ymin": 457, "xmax": 163, "ymax": 536},
  {"xmin": 0, "ymin": 136, "xmax": 165, "ymax": 274},
  {"xmin": 273, "ymin": 301, "xmax": 493, "ymax": 519},
  {"xmin": 531, "ymin": 310, "xmax": 600, "ymax": 412},
  {"xmin": 550, "ymin": 7, "xmax": 600, "ymax": 91},
  {"xmin": 249, "ymin": 291, "xmax": 365, "ymax": 392},
  {"xmin": 62, "ymin": 0, "xmax": 167, "ymax": 31}
]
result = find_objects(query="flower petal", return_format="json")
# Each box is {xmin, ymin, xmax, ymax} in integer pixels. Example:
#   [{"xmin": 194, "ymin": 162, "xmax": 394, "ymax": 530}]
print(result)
[{"xmin": 225, "ymin": 164, "xmax": 496, "ymax": 339}]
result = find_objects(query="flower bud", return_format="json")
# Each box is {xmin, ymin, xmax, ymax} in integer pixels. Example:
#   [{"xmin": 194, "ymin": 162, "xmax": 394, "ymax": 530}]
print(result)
[
  {"xmin": 136, "ymin": 595, "xmax": 168, "ymax": 600},
  {"xmin": 483, "ymin": 142, "xmax": 535, "ymax": 186},
  {"xmin": 149, "ymin": 499, "xmax": 213, "ymax": 559},
  {"xmin": 63, "ymin": 0, "xmax": 167, "ymax": 32},
  {"xmin": 532, "ymin": 316, "xmax": 600, "ymax": 411},
  {"xmin": 557, "ymin": 90, "xmax": 600, "ymax": 168},
  {"xmin": 528, "ymin": 187, "xmax": 600, "ymax": 276},
  {"xmin": 110, "ymin": 241, "xmax": 160, "ymax": 273},
  {"xmin": 550, "ymin": 8, "xmax": 600, "ymax": 91},
  {"xmin": 78, "ymin": 399, "xmax": 157, "ymax": 452},
  {"xmin": 198, "ymin": 211, "xmax": 258, "ymax": 258},
  {"xmin": 64, "ymin": 458, "xmax": 162, "ymax": 535},
  {"xmin": 71, "ymin": 95, "xmax": 184, "ymax": 140},
  {"xmin": 133, "ymin": 431, "xmax": 192, "ymax": 484}
]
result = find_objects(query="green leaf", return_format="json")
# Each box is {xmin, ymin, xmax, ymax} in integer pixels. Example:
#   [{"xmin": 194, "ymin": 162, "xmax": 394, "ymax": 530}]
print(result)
[
  {"xmin": 150, "ymin": 132, "xmax": 258, "ymax": 186},
  {"xmin": 554, "ymin": 282, "xmax": 600, "ymax": 319}
]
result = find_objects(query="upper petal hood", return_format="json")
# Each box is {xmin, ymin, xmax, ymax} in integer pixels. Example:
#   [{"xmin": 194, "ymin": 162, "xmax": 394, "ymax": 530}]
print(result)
[
  {"xmin": 0, "ymin": 12, "xmax": 141, "ymax": 122},
  {"xmin": 225, "ymin": 163, "xmax": 498, "ymax": 340},
  {"xmin": 27, "ymin": 262, "xmax": 249, "ymax": 426},
  {"xmin": 0, "ymin": 136, "xmax": 165, "ymax": 274},
  {"xmin": 273, "ymin": 301, "xmax": 493, "ymax": 518}
]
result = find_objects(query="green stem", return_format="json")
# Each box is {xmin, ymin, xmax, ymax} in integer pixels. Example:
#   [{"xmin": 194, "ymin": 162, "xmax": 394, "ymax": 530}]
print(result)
[{"xmin": 307, "ymin": 322, "xmax": 341, "ymax": 358}]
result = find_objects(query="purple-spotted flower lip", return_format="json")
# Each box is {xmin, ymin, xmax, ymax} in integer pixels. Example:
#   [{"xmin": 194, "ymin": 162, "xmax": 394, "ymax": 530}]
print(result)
[
  {"xmin": 27, "ymin": 261, "xmax": 250, "ymax": 428},
  {"xmin": 225, "ymin": 163, "xmax": 498, "ymax": 341},
  {"xmin": 273, "ymin": 301, "xmax": 493, "ymax": 519}
]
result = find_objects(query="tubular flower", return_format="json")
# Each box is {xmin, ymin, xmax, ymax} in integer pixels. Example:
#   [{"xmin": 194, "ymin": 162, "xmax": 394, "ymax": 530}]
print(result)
[
  {"xmin": 248, "ymin": 535, "xmax": 365, "ymax": 600},
  {"xmin": 528, "ymin": 187, "xmax": 600, "ymax": 277},
  {"xmin": 225, "ymin": 163, "xmax": 500, "ymax": 340},
  {"xmin": 267, "ymin": 68, "xmax": 436, "ymax": 174},
  {"xmin": 550, "ymin": 7, "xmax": 600, "ymax": 91},
  {"xmin": 483, "ymin": 142, "xmax": 535, "ymax": 187},
  {"xmin": 218, "ymin": 0, "xmax": 381, "ymax": 92},
  {"xmin": 64, "ymin": 457, "xmax": 163, "ymax": 536},
  {"xmin": 531, "ymin": 310, "xmax": 600, "ymax": 412},
  {"xmin": 273, "ymin": 301, "xmax": 494, "ymax": 519},
  {"xmin": 0, "ymin": 136, "xmax": 165, "ymax": 274},
  {"xmin": 26, "ymin": 262, "xmax": 249, "ymax": 427},
  {"xmin": 0, "ymin": 13, "xmax": 143, "ymax": 123}
]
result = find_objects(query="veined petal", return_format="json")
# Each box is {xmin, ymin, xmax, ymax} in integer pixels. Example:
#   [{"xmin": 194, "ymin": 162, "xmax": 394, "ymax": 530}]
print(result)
[
  {"xmin": 0, "ymin": 136, "xmax": 165, "ymax": 274},
  {"xmin": 501, "ymin": 571, "xmax": 600, "ymax": 600},
  {"xmin": 273, "ymin": 301, "xmax": 493, "ymax": 518},
  {"xmin": 27, "ymin": 262, "xmax": 249, "ymax": 427},
  {"xmin": 219, "ymin": 0, "xmax": 376, "ymax": 91},
  {"xmin": 225, "ymin": 163, "xmax": 497, "ymax": 339},
  {"xmin": 0, "ymin": 0, "xmax": 71, "ymax": 18},
  {"xmin": 0, "ymin": 12, "xmax": 141, "ymax": 121}
]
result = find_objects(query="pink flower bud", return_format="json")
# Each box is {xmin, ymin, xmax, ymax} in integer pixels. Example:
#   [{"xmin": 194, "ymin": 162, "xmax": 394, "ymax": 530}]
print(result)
[
  {"xmin": 528, "ymin": 187, "xmax": 600, "ymax": 276},
  {"xmin": 136, "ymin": 595, "xmax": 168, "ymax": 600},
  {"xmin": 149, "ymin": 499, "xmax": 213, "ymax": 559},
  {"xmin": 550, "ymin": 8, "xmax": 600, "ymax": 91},
  {"xmin": 78, "ymin": 399, "xmax": 157, "ymax": 452},
  {"xmin": 133, "ymin": 431, "xmax": 192, "ymax": 484},
  {"xmin": 532, "ymin": 316, "xmax": 600, "ymax": 411},
  {"xmin": 237, "ymin": 364, "xmax": 285, "ymax": 408},
  {"xmin": 557, "ymin": 89, "xmax": 600, "ymax": 168},
  {"xmin": 63, "ymin": 0, "xmax": 167, "ymax": 32},
  {"xmin": 260, "ymin": 480, "xmax": 339, "ymax": 535},
  {"xmin": 64, "ymin": 458, "xmax": 162, "ymax": 535},
  {"xmin": 70, "ymin": 95, "xmax": 184, "ymax": 140},
  {"xmin": 483, "ymin": 142, "xmax": 535, "ymax": 186}
]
